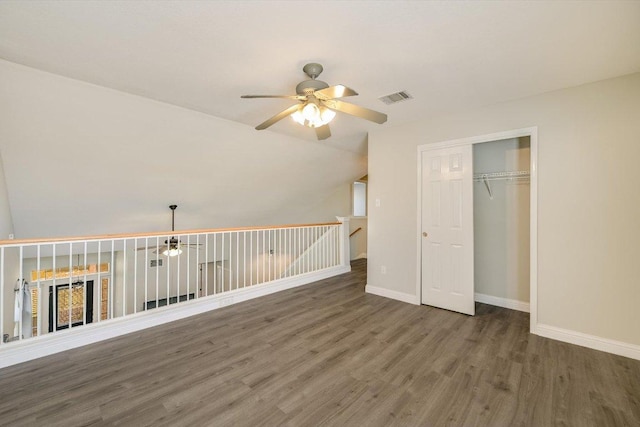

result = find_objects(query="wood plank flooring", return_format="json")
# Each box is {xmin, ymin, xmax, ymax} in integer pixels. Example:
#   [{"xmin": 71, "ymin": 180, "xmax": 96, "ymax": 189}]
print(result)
[{"xmin": 0, "ymin": 259, "xmax": 638, "ymax": 426}]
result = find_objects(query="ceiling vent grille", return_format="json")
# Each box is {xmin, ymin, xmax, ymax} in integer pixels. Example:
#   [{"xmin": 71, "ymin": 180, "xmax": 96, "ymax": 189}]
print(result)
[{"xmin": 379, "ymin": 90, "xmax": 413, "ymax": 105}]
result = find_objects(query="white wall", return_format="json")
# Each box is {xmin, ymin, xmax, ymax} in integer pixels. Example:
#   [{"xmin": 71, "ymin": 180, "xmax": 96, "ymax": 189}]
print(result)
[
  {"xmin": 0, "ymin": 151, "xmax": 13, "ymax": 241},
  {"xmin": 0, "ymin": 152, "xmax": 16, "ymax": 339},
  {"xmin": 349, "ymin": 217, "xmax": 367, "ymax": 260},
  {"xmin": 473, "ymin": 137, "xmax": 530, "ymax": 303},
  {"xmin": 368, "ymin": 72, "xmax": 640, "ymax": 347},
  {"xmin": 0, "ymin": 59, "xmax": 366, "ymax": 238}
]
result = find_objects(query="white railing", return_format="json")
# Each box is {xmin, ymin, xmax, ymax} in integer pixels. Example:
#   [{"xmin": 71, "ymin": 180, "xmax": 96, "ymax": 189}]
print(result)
[{"xmin": 0, "ymin": 220, "xmax": 350, "ymax": 352}]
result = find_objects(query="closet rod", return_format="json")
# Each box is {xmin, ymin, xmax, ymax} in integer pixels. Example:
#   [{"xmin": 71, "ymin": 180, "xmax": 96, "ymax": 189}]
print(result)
[{"xmin": 473, "ymin": 170, "xmax": 529, "ymax": 182}]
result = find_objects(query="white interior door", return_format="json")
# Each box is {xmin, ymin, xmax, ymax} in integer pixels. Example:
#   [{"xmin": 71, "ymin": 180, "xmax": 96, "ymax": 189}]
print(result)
[{"xmin": 421, "ymin": 145, "xmax": 474, "ymax": 315}]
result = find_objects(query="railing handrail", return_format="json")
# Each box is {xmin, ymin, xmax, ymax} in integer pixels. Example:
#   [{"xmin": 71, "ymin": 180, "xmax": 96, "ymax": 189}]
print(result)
[
  {"xmin": 349, "ymin": 227, "xmax": 363, "ymax": 238},
  {"xmin": 0, "ymin": 222, "xmax": 342, "ymax": 247}
]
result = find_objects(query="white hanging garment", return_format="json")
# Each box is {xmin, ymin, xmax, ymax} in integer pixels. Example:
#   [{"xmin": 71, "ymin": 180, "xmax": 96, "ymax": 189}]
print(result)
[
  {"xmin": 13, "ymin": 290, "xmax": 20, "ymax": 337},
  {"xmin": 12, "ymin": 283, "xmax": 32, "ymax": 339}
]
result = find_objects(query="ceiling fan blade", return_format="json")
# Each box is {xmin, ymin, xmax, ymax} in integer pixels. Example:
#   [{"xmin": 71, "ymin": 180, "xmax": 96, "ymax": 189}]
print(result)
[
  {"xmin": 256, "ymin": 104, "xmax": 301, "ymax": 130},
  {"xmin": 147, "ymin": 245, "xmax": 168, "ymax": 255},
  {"xmin": 241, "ymin": 94, "xmax": 306, "ymax": 100},
  {"xmin": 314, "ymin": 85, "xmax": 358, "ymax": 101},
  {"xmin": 137, "ymin": 244, "xmax": 164, "ymax": 251},
  {"xmin": 315, "ymin": 124, "xmax": 331, "ymax": 140},
  {"xmin": 323, "ymin": 99, "xmax": 387, "ymax": 124}
]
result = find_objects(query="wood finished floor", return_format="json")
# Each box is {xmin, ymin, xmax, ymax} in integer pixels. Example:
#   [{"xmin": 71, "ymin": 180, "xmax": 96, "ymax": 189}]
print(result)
[{"xmin": 0, "ymin": 259, "xmax": 639, "ymax": 426}]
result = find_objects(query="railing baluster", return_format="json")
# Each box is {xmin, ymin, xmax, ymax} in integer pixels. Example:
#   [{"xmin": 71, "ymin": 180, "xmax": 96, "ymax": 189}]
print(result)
[
  {"xmin": 133, "ymin": 239, "xmax": 138, "ymax": 314},
  {"xmin": 176, "ymin": 235, "xmax": 181, "ymax": 305},
  {"xmin": 155, "ymin": 236, "xmax": 159, "ymax": 311},
  {"xmin": 298, "ymin": 227, "xmax": 302, "ymax": 276},
  {"xmin": 144, "ymin": 238, "xmax": 148, "ymax": 311},
  {"xmin": 268, "ymin": 230, "xmax": 271, "ymax": 282},
  {"xmin": 223, "ymin": 233, "xmax": 227, "ymax": 293},
  {"xmin": 315, "ymin": 227, "xmax": 319, "ymax": 272},
  {"xmin": 196, "ymin": 234, "xmax": 200, "ymax": 298},
  {"xmin": 278, "ymin": 228, "xmax": 282, "ymax": 278},
  {"xmin": 166, "ymin": 236, "xmax": 170, "ymax": 306},
  {"xmin": 186, "ymin": 234, "xmax": 190, "ymax": 301},
  {"xmin": 110, "ymin": 241, "xmax": 115, "ymax": 319},
  {"xmin": 250, "ymin": 231, "xmax": 253, "ymax": 286},
  {"xmin": 97, "ymin": 241, "xmax": 102, "ymax": 321},
  {"xmin": 83, "ymin": 241, "xmax": 88, "ymax": 325},
  {"xmin": 210, "ymin": 233, "xmax": 214, "ymax": 296},
  {"xmin": 68, "ymin": 243, "xmax": 72, "ymax": 331},
  {"xmin": 123, "ymin": 240, "xmax": 127, "ymax": 315},
  {"xmin": 287, "ymin": 228, "xmax": 291, "ymax": 278},
  {"xmin": 236, "ymin": 232, "xmax": 239, "ymax": 290},
  {"xmin": 263, "ymin": 229, "xmax": 267, "ymax": 284},
  {"xmin": 36, "ymin": 245, "xmax": 42, "ymax": 336}
]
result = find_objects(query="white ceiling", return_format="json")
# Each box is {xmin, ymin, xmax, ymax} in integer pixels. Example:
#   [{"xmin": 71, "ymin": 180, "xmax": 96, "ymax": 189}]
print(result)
[{"xmin": 1, "ymin": 1, "xmax": 639, "ymax": 150}]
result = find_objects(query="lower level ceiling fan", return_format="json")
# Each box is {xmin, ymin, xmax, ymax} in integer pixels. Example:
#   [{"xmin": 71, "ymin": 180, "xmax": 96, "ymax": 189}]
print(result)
[
  {"xmin": 138, "ymin": 205, "xmax": 200, "ymax": 257},
  {"xmin": 241, "ymin": 63, "xmax": 387, "ymax": 140}
]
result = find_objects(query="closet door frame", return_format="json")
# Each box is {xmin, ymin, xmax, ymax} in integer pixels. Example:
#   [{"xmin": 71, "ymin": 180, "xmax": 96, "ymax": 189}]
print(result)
[{"xmin": 416, "ymin": 127, "xmax": 538, "ymax": 333}]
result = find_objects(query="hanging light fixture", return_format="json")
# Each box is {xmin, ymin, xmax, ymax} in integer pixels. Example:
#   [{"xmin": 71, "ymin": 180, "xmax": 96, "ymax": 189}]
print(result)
[
  {"xmin": 162, "ymin": 240, "xmax": 182, "ymax": 257},
  {"xmin": 162, "ymin": 205, "xmax": 182, "ymax": 257}
]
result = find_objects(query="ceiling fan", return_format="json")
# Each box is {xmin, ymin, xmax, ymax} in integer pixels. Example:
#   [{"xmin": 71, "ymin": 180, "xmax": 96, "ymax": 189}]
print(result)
[
  {"xmin": 241, "ymin": 63, "xmax": 387, "ymax": 140},
  {"xmin": 139, "ymin": 205, "xmax": 200, "ymax": 257}
]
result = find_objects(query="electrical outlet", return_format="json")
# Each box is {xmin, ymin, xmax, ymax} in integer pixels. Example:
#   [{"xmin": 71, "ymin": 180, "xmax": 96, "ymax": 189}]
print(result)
[
  {"xmin": 375, "ymin": 198, "xmax": 381, "ymax": 207},
  {"xmin": 381, "ymin": 265, "xmax": 387, "ymax": 274}
]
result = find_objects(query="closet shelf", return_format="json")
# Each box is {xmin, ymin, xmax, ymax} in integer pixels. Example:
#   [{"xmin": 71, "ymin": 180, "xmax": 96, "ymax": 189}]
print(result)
[
  {"xmin": 473, "ymin": 170, "xmax": 530, "ymax": 182},
  {"xmin": 474, "ymin": 170, "xmax": 529, "ymax": 199}
]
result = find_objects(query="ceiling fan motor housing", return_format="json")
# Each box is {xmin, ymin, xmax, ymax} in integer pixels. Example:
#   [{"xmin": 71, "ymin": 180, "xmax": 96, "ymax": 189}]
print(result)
[{"xmin": 296, "ymin": 79, "xmax": 329, "ymax": 95}]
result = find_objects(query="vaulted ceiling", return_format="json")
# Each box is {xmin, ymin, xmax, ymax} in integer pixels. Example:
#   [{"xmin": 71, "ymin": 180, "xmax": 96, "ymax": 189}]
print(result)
[
  {"xmin": 2, "ymin": 1, "xmax": 639, "ymax": 147},
  {"xmin": 0, "ymin": 1, "xmax": 639, "ymax": 237}
]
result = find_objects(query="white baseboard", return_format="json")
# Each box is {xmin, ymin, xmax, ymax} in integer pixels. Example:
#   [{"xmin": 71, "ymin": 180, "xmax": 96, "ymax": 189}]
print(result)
[
  {"xmin": 0, "ymin": 265, "xmax": 351, "ymax": 369},
  {"xmin": 352, "ymin": 252, "xmax": 367, "ymax": 260},
  {"xmin": 474, "ymin": 292, "xmax": 530, "ymax": 313},
  {"xmin": 536, "ymin": 324, "xmax": 640, "ymax": 361},
  {"xmin": 365, "ymin": 284, "xmax": 420, "ymax": 305}
]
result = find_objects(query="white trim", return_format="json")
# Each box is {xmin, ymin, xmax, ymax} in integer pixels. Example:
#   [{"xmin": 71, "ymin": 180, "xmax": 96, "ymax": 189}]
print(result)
[
  {"xmin": 352, "ymin": 252, "xmax": 367, "ymax": 260},
  {"xmin": 0, "ymin": 265, "xmax": 350, "ymax": 369},
  {"xmin": 537, "ymin": 324, "xmax": 640, "ymax": 361},
  {"xmin": 419, "ymin": 127, "xmax": 538, "ymax": 150},
  {"xmin": 416, "ymin": 127, "xmax": 538, "ymax": 334},
  {"xmin": 365, "ymin": 284, "xmax": 420, "ymax": 305},
  {"xmin": 474, "ymin": 292, "xmax": 530, "ymax": 313}
]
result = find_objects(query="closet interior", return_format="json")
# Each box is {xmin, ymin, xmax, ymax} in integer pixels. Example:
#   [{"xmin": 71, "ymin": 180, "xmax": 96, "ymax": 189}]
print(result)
[{"xmin": 473, "ymin": 137, "xmax": 531, "ymax": 310}]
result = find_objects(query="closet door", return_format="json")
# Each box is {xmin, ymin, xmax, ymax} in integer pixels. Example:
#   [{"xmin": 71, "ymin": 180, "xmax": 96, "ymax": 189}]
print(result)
[{"xmin": 420, "ymin": 145, "xmax": 474, "ymax": 315}]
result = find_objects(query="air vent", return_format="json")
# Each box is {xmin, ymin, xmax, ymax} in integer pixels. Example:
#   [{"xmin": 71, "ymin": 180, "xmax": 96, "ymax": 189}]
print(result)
[{"xmin": 379, "ymin": 90, "xmax": 413, "ymax": 105}]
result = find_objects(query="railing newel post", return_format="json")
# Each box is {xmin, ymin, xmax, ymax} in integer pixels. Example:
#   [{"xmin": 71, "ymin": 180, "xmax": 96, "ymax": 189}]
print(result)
[{"xmin": 336, "ymin": 217, "xmax": 351, "ymax": 270}]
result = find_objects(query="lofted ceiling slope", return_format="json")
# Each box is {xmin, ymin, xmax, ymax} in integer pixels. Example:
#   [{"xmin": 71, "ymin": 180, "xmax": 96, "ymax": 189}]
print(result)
[{"xmin": 0, "ymin": 1, "xmax": 639, "ymax": 146}]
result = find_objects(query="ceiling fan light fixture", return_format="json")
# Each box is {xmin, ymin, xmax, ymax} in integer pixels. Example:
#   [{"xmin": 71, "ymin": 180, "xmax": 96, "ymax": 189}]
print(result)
[
  {"xmin": 291, "ymin": 103, "xmax": 335, "ymax": 128},
  {"xmin": 302, "ymin": 103, "xmax": 320, "ymax": 121},
  {"xmin": 162, "ymin": 247, "xmax": 182, "ymax": 257}
]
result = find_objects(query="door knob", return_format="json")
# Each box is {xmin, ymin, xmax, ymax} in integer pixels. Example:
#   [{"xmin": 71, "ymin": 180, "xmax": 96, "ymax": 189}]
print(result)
[{"xmin": 422, "ymin": 232, "xmax": 428, "ymax": 237}]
